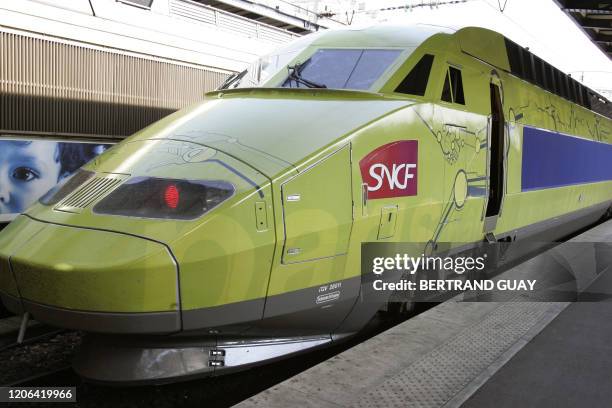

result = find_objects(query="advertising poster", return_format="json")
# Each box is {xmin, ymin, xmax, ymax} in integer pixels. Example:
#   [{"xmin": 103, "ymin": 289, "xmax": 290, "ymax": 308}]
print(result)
[{"xmin": 0, "ymin": 138, "xmax": 112, "ymax": 223}]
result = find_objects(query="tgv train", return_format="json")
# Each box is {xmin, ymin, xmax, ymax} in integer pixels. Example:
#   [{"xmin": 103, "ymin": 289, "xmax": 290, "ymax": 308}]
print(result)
[{"xmin": 1, "ymin": 25, "xmax": 611, "ymax": 384}]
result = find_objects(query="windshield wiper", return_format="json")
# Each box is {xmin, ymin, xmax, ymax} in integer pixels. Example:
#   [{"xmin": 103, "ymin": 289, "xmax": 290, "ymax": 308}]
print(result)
[
  {"xmin": 218, "ymin": 69, "xmax": 247, "ymax": 90},
  {"xmin": 287, "ymin": 63, "xmax": 327, "ymax": 89}
]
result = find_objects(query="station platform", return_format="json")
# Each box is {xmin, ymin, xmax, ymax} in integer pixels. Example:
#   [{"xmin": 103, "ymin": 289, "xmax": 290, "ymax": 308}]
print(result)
[{"xmin": 237, "ymin": 219, "xmax": 612, "ymax": 408}]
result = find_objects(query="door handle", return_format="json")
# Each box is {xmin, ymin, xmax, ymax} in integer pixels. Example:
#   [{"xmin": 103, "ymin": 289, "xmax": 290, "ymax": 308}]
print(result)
[{"xmin": 362, "ymin": 183, "xmax": 369, "ymax": 215}]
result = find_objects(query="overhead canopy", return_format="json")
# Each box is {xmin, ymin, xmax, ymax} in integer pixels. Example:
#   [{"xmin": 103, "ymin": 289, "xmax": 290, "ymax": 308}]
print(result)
[
  {"xmin": 195, "ymin": 0, "xmax": 343, "ymax": 33},
  {"xmin": 555, "ymin": 0, "xmax": 612, "ymax": 60}
]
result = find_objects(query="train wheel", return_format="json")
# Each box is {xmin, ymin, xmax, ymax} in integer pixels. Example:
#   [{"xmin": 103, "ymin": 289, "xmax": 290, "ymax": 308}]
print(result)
[{"xmin": 383, "ymin": 300, "xmax": 416, "ymax": 317}]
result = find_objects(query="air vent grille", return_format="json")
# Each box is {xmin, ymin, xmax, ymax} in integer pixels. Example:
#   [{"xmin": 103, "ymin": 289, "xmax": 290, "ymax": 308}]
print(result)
[{"xmin": 55, "ymin": 175, "xmax": 126, "ymax": 213}]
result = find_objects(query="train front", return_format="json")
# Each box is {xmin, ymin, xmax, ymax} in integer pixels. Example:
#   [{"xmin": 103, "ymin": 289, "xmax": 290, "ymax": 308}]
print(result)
[
  {"xmin": 0, "ymin": 24, "xmax": 430, "ymax": 384},
  {"xmin": 0, "ymin": 109, "xmax": 284, "ymax": 380}
]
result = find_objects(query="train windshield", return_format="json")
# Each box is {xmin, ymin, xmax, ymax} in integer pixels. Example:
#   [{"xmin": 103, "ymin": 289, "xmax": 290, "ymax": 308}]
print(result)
[
  {"xmin": 219, "ymin": 34, "xmax": 319, "ymax": 90},
  {"xmin": 282, "ymin": 49, "xmax": 401, "ymax": 90},
  {"xmin": 219, "ymin": 35, "xmax": 403, "ymax": 91}
]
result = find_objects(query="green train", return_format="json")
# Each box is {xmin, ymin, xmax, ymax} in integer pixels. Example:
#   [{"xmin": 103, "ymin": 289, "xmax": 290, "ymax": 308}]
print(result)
[{"xmin": 0, "ymin": 25, "xmax": 611, "ymax": 384}]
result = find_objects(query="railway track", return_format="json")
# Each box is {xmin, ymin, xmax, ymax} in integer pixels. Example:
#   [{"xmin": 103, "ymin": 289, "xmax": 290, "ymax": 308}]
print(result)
[
  {"xmin": 0, "ymin": 300, "xmax": 413, "ymax": 394},
  {"xmin": 4, "ymin": 366, "xmax": 76, "ymax": 387},
  {"xmin": 0, "ymin": 322, "xmax": 67, "ymax": 353},
  {"xmin": 0, "ymin": 319, "xmax": 79, "ymax": 389}
]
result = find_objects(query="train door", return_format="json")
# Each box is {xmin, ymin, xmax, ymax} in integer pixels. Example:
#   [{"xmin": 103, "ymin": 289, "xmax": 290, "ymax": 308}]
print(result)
[
  {"xmin": 484, "ymin": 78, "xmax": 506, "ymax": 233},
  {"xmin": 431, "ymin": 60, "xmax": 488, "ymax": 246},
  {"xmin": 280, "ymin": 145, "xmax": 353, "ymax": 264},
  {"xmin": 260, "ymin": 145, "xmax": 357, "ymax": 334}
]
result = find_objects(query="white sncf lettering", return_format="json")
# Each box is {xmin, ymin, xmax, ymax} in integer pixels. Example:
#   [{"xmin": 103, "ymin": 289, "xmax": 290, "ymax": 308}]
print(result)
[{"xmin": 368, "ymin": 163, "xmax": 417, "ymax": 191}]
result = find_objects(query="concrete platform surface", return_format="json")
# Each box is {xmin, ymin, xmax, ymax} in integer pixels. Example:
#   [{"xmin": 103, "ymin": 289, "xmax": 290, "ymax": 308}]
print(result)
[
  {"xmin": 236, "ymin": 219, "xmax": 612, "ymax": 408},
  {"xmin": 462, "ymin": 266, "xmax": 612, "ymax": 408}
]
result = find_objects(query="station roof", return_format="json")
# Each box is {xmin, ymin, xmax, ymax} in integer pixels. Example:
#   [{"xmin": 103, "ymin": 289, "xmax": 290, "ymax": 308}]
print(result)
[
  {"xmin": 554, "ymin": 0, "xmax": 612, "ymax": 60},
  {"xmin": 195, "ymin": 0, "xmax": 344, "ymax": 33}
]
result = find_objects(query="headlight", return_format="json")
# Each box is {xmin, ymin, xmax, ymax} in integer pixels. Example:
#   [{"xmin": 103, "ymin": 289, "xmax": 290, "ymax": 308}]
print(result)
[
  {"xmin": 93, "ymin": 177, "xmax": 235, "ymax": 220},
  {"xmin": 39, "ymin": 170, "xmax": 95, "ymax": 206}
]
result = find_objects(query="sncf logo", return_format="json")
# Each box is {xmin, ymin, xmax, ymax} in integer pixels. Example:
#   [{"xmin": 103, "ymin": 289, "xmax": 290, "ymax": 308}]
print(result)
[{"xmin": 359, "ymin": 140, "xmax": 418, "ymax": 199}]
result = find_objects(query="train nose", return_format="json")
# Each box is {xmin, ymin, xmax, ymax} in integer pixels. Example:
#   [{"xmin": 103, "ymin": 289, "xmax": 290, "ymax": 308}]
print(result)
[{"xmin": 0, "ymin": 216, "xmax": 180, "ymax": 334}]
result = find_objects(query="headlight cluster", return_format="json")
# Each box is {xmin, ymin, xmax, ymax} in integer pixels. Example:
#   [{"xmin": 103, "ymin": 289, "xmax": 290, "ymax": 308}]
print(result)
[
  {"xmin": 93, "ymin": 177, "xmax": 235, "ymax": 220},
  {"xmin": 40, "ymin": 173, "xmax": 235, "ymax": 220}
]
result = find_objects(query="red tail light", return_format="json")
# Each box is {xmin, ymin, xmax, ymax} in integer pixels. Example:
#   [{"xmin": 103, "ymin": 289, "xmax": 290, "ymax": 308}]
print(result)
[{"xmin": 164, "ymin": 185, "xmax": 179, "ymax": 209}]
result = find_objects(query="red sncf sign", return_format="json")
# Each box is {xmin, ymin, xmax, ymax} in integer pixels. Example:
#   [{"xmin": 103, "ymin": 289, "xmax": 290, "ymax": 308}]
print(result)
[{"xmin": 359, "ymin": 140, "xmax": 418, "ymax": 199}]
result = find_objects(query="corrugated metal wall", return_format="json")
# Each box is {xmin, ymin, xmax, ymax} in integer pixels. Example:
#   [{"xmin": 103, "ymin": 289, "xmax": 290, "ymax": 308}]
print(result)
[{"xmin": 0, "ymin": 30, "xmax": 231, "ymax": 138}]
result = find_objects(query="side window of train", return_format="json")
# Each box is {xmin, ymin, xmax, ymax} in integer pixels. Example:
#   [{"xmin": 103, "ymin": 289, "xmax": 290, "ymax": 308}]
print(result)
[
  {"xmin": 394, "ymin": 54, "xmax": 434, "ymax": 96},
  {"xmin": 441, "ymin": 66, "xmax": 465, "ymax": 105}
]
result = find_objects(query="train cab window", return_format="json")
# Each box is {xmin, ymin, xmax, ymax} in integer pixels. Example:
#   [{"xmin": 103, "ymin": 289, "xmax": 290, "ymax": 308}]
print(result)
[
  {"xmin": 557, "ymin": 70, "xmax": 568, "ymax": 98},
  {"xmin": 521, "ymin": 49, "xmax": 534, "ymax": 83},
  {"xmin": 568, "ymin": 78, "xmax": 576, "ymax": 102},
  {"xmin": 282, "ymin": 48, "xmax": 401, "ymax": 90},
  {"xmin": 562, "ymin": 73, "xmax": 570, "ymax": 98},
  {"xmin": 505, "ymin": 39, "xmax": 523, "ymax": 78},
  {"xmin": 395, "ymin": 54, "xmax": 434, "ymax": 96},
  {"xmin": 552, "ymin": 69, "xmax": 561, "ymax": 96},
  {"xmin": 582, "ymin": 86, "xmax": 591, "ymax": 109},
  {"xmin": 574, "ymin": 81, "xmax": 584, "ymax": 105},
  {"xmin": 441, "ymin": 74, "xmax": 452, "ymax": 102},
  {"xmin": 570, "ymin": 78, "xmax": 580, "ymax": 103},
  {"xmin": 533, "ymin": 56, "xmax": 544, "ymax": 88},
  {"xmin": 545, "ymin": 63, "xmax": 555, "ymax": 93},
  {"xmin": 441, "ymin": 66, "xmax": 465, "ymax": 105}
]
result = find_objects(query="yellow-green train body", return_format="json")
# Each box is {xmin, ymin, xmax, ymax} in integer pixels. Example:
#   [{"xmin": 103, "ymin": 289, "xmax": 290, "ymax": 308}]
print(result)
[{"xmin": 0, "ymin": 25, "xmax": 611, "ymax": 383}]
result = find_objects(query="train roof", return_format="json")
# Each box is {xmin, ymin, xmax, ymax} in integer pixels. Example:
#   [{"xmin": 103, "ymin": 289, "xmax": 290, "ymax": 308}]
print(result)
[
  {"xmin": 455, "ymin": 27, "xmax": 611, "ymax": 118},
  {"xmin": 310, "ymin": 24, "xmax": 611, "ymax": 119},
  {"xmin": 307, "ymin": 23, "xmax": 454, "ymax": 48}
]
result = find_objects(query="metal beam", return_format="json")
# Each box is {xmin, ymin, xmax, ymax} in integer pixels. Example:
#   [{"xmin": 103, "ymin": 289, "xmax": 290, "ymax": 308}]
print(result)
[
  {"xmin": 577, "ymin": 16, "xmax": 612, "ymax": 29},
  {"xmin": 559, "ymin": 0, "xmax": 612, "ymax": 10},
  {"xmin": 554, "ymin": 0, "xmax": 612, "ymax": 60},
  {"xmin": 194, "ymin": 0, "xmax": 342, "ymax": 31},
  {"xmin": 594, "ymin": 31, "xmax": 612, "ymax": 42}
]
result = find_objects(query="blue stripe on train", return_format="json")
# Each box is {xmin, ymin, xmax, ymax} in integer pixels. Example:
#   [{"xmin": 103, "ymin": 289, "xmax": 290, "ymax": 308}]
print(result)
[{"xmin": 521, "ymin": 126, "xmax": 612, "ymax": 191}]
